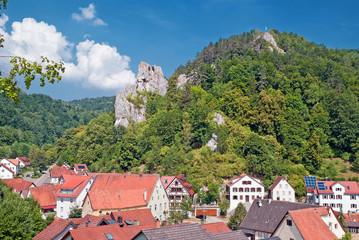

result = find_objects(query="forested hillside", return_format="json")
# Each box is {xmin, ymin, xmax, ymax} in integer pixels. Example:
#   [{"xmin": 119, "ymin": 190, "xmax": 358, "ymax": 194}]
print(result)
[
  {"xmin": 67, "ymin": 96, "xmax": 115, "ymax": 113},
  {"xmin": 35, "ymin": 30, "xmax": 359, "ymax": 196},
  {"xmin": 0, "ymin": 93, "xmax": 114, "ymax": 159}
]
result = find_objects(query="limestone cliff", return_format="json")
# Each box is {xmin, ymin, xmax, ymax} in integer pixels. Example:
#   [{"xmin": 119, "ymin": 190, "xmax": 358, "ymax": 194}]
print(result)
[
  {"xmin": 254, "ymin": 32, "xmax": 285, "ymax": 54},
  {"xmin": 114, "ymin": 62, "xmax": 168, "ymax": 127}
]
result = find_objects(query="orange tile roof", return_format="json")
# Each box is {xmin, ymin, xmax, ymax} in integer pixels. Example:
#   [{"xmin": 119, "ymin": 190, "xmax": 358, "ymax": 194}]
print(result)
[
  {"xmin": 86, "ymin": 189, "xmax": 148, "ymax": 210},
  {"xmin": 227, "ymin": 173, "xmax": 264, "ymax": 188},
  {"xmin": 161, "ymin": 176, "xmax": 175, "ymax": 189},
  {"xmin": 66, "ymin": 224, "xmax": 154, "ymax": 240},
  {"xmin": 74, "ymin": 164, "xmax": 88, "ymax": 171},
  {"xmin": 51, "ymin": 165, "xmax": 76, "ymax": 178},
  {"xmin": 76, "ymin": 214, "xmax": 107, "ymax": 228},
  {"xmin": 2, "ymin": 178, "xmax": 35, "ymax": 193},
  {"xmin": 201, "ymin": 222, "xmax": 232, "ymax": 235},
  {"xmin": 0, "ymin": 163, "xmax": 15, "ymax": 175},
  {"xmin": 57, "ymin": 175, "xmax": 92, "ymax": 198},
  {"xmin": 30, "ymin": 184, "xmax": 61, "ymax": 208},
  {"xmin": 289, "ymin": 208, "xmax": 338, "ymax": 240},
  {"xmin": 8, "ymin": 158, "xmax": 19, "ymax": 166},
  {"xmin": 17, "ymin": 156, "xmax": 31, "ymax": 166},
  {"xmin": 34, "ymin": 218, "xmax": 75, "ymax": 240},
  {"xmin": 109, "ymin": 209, "xmax": 156, "ymax": 226}
]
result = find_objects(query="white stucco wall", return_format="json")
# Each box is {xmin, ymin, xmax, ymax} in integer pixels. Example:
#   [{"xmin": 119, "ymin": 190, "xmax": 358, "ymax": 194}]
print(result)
[
  {"xmin": 228, "ymin": 175, "xmax": 265, "ymax": 212},
  {"xmin": 271, "ymin": 179, "xmax": 295, "ymax": 202},
  {"xmin": 0, "ymin": 159, "xmax": 17, "ymax": 175},
  {"xmin": 148, "ymin": 177, "xmax": 170, "ymax": 221},
  {"xmin": 0, "ymin": 165, "xmax": 14, "ymax": 179},
  {"xmin": 320, "ymin": 208, "xmax": 346, "ymax": 238}
]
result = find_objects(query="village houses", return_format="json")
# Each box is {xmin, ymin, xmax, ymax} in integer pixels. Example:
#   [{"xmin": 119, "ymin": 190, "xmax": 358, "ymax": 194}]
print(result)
[
  {"xmin": 161, "ymin": 174, "xmax": 195, "ymax": 204},
  {"xmin": 268, "ymin": 175, "xmax": 296, "ymax": 202}
]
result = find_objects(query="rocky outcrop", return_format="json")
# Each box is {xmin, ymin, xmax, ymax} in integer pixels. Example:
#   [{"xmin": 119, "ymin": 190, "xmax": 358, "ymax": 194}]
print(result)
[
  {"xmin": 177, "ymin": 74, "xmax": 189, "ymax": 89},
  {"xmin": 255, "ymin": 32, "xmax": 285, "ymax": 54},
  {"xmin": 213, "ymin": 112, "xmax": 225, "ymax": 125},
  {"xmin": 206, "ymin": 133, "xmax": 218, "ymax": 151},
  {"xmin": 114, "ymin": 62, "xmax": 168, "ymax": 127}
]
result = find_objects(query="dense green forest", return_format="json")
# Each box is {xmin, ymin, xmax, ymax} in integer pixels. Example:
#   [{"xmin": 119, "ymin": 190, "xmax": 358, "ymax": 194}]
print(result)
[
  {"xmin": 8, "ymin": 29, "xmax": 359, "ymax": 197},
  {"xmin": 0, "ymin": 93, "xmax": 114, "ymax": 160}
]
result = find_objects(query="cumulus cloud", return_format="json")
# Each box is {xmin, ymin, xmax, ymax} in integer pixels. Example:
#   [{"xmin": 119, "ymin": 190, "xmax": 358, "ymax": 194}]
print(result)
[
  {"xmin": 72, "ymin": 3, "xmax": 107, "ymax": 26},
  {"xmin": 64, "ymin": 40, "xmax": 135, "ymax": 89},
  {"xmin": 0, "ymin": 14, "xmax": 9, "ymax": 29},
  {"xmin": 0, "ymin": 18, "xmax": 72, "ymax": 61},
  {"xmin": 0, "ymin": 17, "xmax": 135, "ymax": 90}
]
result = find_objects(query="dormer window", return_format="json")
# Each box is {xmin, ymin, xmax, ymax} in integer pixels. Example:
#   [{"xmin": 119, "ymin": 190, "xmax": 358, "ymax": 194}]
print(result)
[{"xmin": 175, "ymin": 181, "xmax": 178, "ymax": 186}]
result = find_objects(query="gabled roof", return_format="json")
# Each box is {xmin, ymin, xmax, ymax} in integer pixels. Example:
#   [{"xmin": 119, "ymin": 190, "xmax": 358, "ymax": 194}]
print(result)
[
  {"xmin": 343, "ymin": 212, "xmax": 359, "ymax": 228},
  {"xmin": 269, "ymin": 176, "xmax": 293, "ymax": 191},
  {"xmin": 105, "ymin": 209, "xmax": 156, "ymax": 227},
  {"xmin": 201, "ymin": 222, "xmax": 231, "ymax": 235},
  {"xmin": 210, "ymin": 230, "xmax": 248, "ymax": 240},
  {"xmin": 161, "ymin": 176, "xmax": 175, "ymax": 189},
  {"xmin": 8, "ymin": 158, "xmax": 19, "ymax": 166},
  {"xmin": 34, "ymin": 218, "xmax": 75, "ymax": 240},
  {"xmin": 86, "ymin": 189, "xmax": 148, "ymax": 210},
  {"xmin": 57, "ymin": 175, "xmax": 92, "ymax": 198},
  {"xmin": 51, "ymin": 165, "xmax": 75, "ymax": 178},
  {"xmin": 161, "ymin": 174, "xmax": 195, "ymax": 197},
  {"xmin": 227, "ymin": 173, "xmax": 264, "ymax": 188},
  {"xmin": 63, "ymin": 224, "xmax": 154, "ymax": 240},
  {"xmin": 17, "ymin": 156, "xmax": 31, "ymax": 166},
  {"xmin": 2, "ymin": 178, "xmax": 35, "ymax": 193},
  {"xmin": 136, "ymin": 223, "xmax": 212, "ymax": 240},
  {"xmin": 30, "ymin": 184, "xmax": 61, "ymax": 208},
  {"xmin": 288, "ymin": 208, "xmax": 338, "ymax": 240},
  {"xmin": 240, "ymin": 199, "xmax": 317, "ymax": 234},
  {"xmin": 73, "ymin": 164, "xmax": 88, "ymax": 171},
  {"xmin": 0, "ymin": 163, "xmax": 15, "ymax": 175},
  {"xmin": 74, "ymin": 214, "xmax": 108, "ymax": 228}
]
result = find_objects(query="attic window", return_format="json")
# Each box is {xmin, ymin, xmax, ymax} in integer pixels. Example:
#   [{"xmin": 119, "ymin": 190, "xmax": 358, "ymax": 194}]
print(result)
[
  {"xmin": 165, "ymin": 179, "xmax": 168, "ymax": 184},
  {"xmin": 125, "ymin": 220, "xmax": 133, "ymax": 226},
  {"xmin": 265, "ymin": 219, "xmax": 269, "ymax": 223},
  {"xmin": 118, "ymin": 195, "xmax": 121, "ymax": 198},
  {"xmin": 287, "ymin": 219, "xmax": 292, "ymax": 226},
  {"xmin": 78, "ymin": 166, "xmax": 85, "ymax": 169},
  {"xmin": 105, "ymin": 233, "xmax": 114, "ymax": 240},
  {"xmin": 348, "ymin": 186, "xmax": 350, "ymax": 190}
]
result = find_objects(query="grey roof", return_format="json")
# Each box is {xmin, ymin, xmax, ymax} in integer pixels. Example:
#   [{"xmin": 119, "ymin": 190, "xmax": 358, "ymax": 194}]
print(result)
[
  {"xmin": 347, "ymin": 221, "xmax": 359, "ymax": 228},
  {"xmin": 210, "ymin": 230, "xmax": 247, "ymax": 240},
  {"xmin": 263, "ymin": 237, "xmax": 281, "ymax": 240},
  {"xmin": 240, "ymin": 199, "xmax": 317, "ymax": 233},
  {"xmin": 139, "ymin": 223, "xmax": 212, "ymax": 240}
]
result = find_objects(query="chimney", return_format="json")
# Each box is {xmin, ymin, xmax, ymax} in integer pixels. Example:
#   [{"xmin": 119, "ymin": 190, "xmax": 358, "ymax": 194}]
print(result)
[
  {"xmin": 258, "ymin": 200, "xmax": 263, "ymax": 207},
  {"xmin": 285, "ymin": 174, "xmax": 287, "ymax": 180},
  {"xmin": 117, "ymin": 215, "xmax": 123, "ymax": 223},
  {"xmin": 155, "ymin": 220, "xmax": 161, "ymax": 228},
  {"xmin": 85, "ymin": 218, "xmax": 90, "ymax": 227},
  {"xmin": 144, "ymin": 189, "xmax": 147, "ymax": 201},
  {"xmin": 134, "ymin": 220, "xmax": 140, "ymax": 226},
  {"xmin": 163, "ymin": 220, "xmax": 169, "ymax": 226}
]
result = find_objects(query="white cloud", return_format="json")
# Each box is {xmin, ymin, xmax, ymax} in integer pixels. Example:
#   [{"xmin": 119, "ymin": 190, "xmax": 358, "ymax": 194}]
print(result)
[
  {"xmin": 0, "ymin": 18, "xmax": 72, "ymax": 62},
  {"xmin": 0, "ymin": 14, "xmax": 9, "ymax": 29},
  {"xmin": 64, "ymin": 40, "xmax": 135, "ymax": 89},
  {"xmin": 72, "ymin": 3, "xmax": 107, "ymax": 26},
  {"xmin": 0, "ymin": 17, "xmax": 135, "ymax": 90}
]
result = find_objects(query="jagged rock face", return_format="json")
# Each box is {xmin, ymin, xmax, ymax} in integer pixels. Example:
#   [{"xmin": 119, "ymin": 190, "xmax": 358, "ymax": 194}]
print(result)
[
  {"xmin": 114, "ymin": 61, "xmax": 168, "ymax": 127},
  {"xmin": 255, "ymin": 32, "xmax": 285, "ymax": 54},
  {"xmin": 213, "ymin": 112, "xmax": 225, "ymax": 125},
  {"xmin": 177, "ymin": 74, "xmax": 188, "ymax": 89},
  {"xmin": 206, "ymin": 133, "xmax": 218, "ymax": 151}
]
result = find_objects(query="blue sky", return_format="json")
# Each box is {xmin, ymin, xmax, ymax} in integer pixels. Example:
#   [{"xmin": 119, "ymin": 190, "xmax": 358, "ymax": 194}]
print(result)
[{"xmin": 0, "ymin": 0, "xmax": 358, "ymax": 101}]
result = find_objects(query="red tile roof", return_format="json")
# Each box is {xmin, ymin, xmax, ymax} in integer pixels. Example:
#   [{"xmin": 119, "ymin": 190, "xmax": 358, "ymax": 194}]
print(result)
[
  {"xmin": 51, "ymin": 165, "xmax": 75, "ymax": 178},
  {"xmin": 0, "ymin": 163, "xmax": 15, "ymax": 175},
  {"xmin": 161, "ymin": 176, "xmax": 175, "ymax": 189},
  {"xmin": 17, "ymin": 156, "xmax": 31, "ymax": 166},
  {"xmin": 315, "ymin": 181, "xmax": 359, "ymax": 194},
  {"xmin": 76, "ymin": 214, "xmax": 107, "ymax": 228},
  {"xmin": 2, "ymin": 178, "xmax": 35, "ymax": 193},
  {"xmin": 201, "ymin": 222, "xmax": 232, "ymax": 235},
  {"xmin": 226, "ymin": 173, "xmax": 264, "ymax": 188},
  {"xmin": 74, "ymin": 164, "xmax": 88, "ymax": 171},
  {"xmin": 65, "ymin": 224, "xmax": 154, "ymax": 240},
  {"xmin": 269, "ymin": 176, "xmax": 284, "ymax": 191},
  {"xmin": 8, "ymin": 158, "xmax": 19, "ymax": 166},
  {"xmin": 289, "ymin": 208, "xmax": 338, "ymax": 240},
  {"xmin": 34, "ymin": 218, "xmax": 75, "ymax": 240},
  {"xmin": 57, "ymin": 175, "xmax": 92, "ymax": 198},
  {"xmin": 86, "ymin": 189, "xmax": 148, "ymax": 210},
  {"xmin": 108, "ymin": 209, "xmax": 156, "ymax": 226},
  {"xmin": 30, "ymin": 184, "xmax": 61, "ymax": 208}
]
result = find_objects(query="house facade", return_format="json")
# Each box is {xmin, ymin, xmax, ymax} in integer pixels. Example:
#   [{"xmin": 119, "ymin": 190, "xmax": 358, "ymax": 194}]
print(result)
[
  {"xmin": 56, "ymin": 175, "xmax": 94, "ymax": 219},
  {"xmin": 305, "ymin": 176, "xmax": 359, "ymax": 213},
  {"xmin": 161, "ymin": 174, "xmax": 194, "ymax": 204},
  {"xmin": 82, "ymin": 173, "xmax": 170, "ymax": 221},
  {"xmin": 226, "ymin": 173, "xmax": 265, "ymax": 212},
  {"xmin": 0, "ymin": 158, "xmax": 19, "ymax": 176},
  {"xmin": 0, "ymin": 163, "xmax": 15, "ymax": 179},
  {"xmin": 269, "ymin": 176, "xmax": 295, "ymax": 202}
]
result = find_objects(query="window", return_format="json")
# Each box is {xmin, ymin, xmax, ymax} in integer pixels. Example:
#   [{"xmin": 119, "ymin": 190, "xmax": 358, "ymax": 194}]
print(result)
[
  {"xmin": 175, "ymin": 181, "xmax": 178, "ymax": 186},
  {"xmin": 351, "ymin": 195, "xmax": 356, "ymax": 200},
  {"xmin": 70, "ymin": 199, "xmax": 73, "ymax": 203},
  {"xmin": 245, "ymin": 188, "xmax": 249, "ymax": 192},
  {"xmin": 258, "ymin": 232, "xmax": 262, "ymax": 238},
  {"xmin": 163, "ymin": 194, "xmax": 165, "ymax": 199},
  {"xmin": 257, "ymin": 188, "xmax": 261, "ymax": 192},
  {"xmin": 233, "ymin": 195, "xmax": 238, "ymax": 200},
  {"xmin": 279, "ymin": 184, "xmax": 282, "ymax": 188},
  {"xmin": 164, "ymin": 203, "xmax": 167, "ymax": 209},
  {"xmin": 331, "ymin": 203, "xmax": 335, "ymax": 208},
  {"xmin": 323, "ymin": 195, "xmax": 327, "ymax": 199},
  {"xmin": 105, "ymin": 233, "xmax": 114, "ymax": 240},
  {"xmin": 336, "ymin": 188, "xmax": 341, "ymax": 191},
  {"xmin": 240, "ymin": 196, "xmax": 243, "ymax": 200},
  {"xmin": 252, "ymin": 196, "xmax": 255, "ymax": 200},
  {"xmin": 276, "ymin": 191, "xmax": 279, "ymax": 195},
  {"xmin": 60, "ymin": 207, "xmax": 63, "ymax": 212},
  {"xmin": 335, "ymin": 224, "xmax": 338, "ymax": 229},
  {"xmin": 165, "ymin": 179, "xmax": 168, "ymax": 184},
  {"xmin": 160, "ymin": 203, "xmax": 162, "ymax": 210},
  {"xmin": 324, "ymin": 203, "xmax": 328, "ymax": 206},
  {"xmin": 285, "ymin": 184, "xmax": 288, "ymax": 189},
  {"xmin": 337, "ymin": 195, "xmax": 342, "ymax": 199},
  {"xmin": 251, "ymin": 188, "xmax": 255, "ymax": 192},
  {"xmin": 337, "ymin": 204, "xmax": 343, "ymax": 208},
  {"xmin": 351, "ymin": 204, "xmax": 357, "ymax": 208},
  {"xmin": 239, "ymin": 188, "xmax": 243, "ymax": 192},
  {"xmin": 287, "ymin": 219, "xmax": 292, "ymax": 226},
  {"xmin": 61, "ymin": 198, "xmax": 63, "ymax": 202},
  {"xmin": 288, "ymin": 191, "xmax": 291, "ymax": 195},
  {"xmin": 149, "ymin": 205, "xmax": 151, "ymax": 210},
  {"xmin": 330, "ymin": 195, "xmax": 334, "ymax": 199},
  {"xmin": 282, "ymin": 191, "xmax": 285, "ymax": 195},
  {"xmin": 155, "ymin": 204, "xmax": 157, "ymax": 211},
  {"xmin": 264, "ymin": 233, "xmax": 268, "ymax": 238},
  {"xmin": 233, "ymin": 188, "xmax": 238, "ymax": 192}
]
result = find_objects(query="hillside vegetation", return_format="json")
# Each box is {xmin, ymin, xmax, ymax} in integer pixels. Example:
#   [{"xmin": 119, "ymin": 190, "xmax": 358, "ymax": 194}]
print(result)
[
  {"xmin": 30, "ymin": 30, "xmax": 359, "ymax": 196},
  {"xmin": 0, "ymin": 93, "xmax": 114, "ymax": 161}
]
